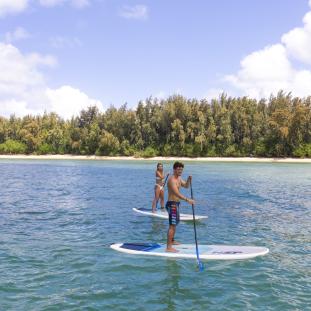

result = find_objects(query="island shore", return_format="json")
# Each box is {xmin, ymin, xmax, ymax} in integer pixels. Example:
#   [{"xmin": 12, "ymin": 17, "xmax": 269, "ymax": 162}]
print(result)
[{"xmin": 0, "ymin": 154, "xmax": 310, "ymax": 163}]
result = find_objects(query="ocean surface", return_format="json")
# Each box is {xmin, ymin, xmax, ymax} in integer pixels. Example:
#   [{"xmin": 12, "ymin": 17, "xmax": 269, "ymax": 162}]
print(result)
[{"xmin": 0, "ymin": 159, "xmax": 310, "ymax": 310}]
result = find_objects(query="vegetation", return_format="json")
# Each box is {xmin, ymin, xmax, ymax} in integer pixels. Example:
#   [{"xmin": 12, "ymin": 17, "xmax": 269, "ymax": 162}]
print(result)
[{"xmin": 0, "ymin": 92, "xmax": 310, "ymax": 157}]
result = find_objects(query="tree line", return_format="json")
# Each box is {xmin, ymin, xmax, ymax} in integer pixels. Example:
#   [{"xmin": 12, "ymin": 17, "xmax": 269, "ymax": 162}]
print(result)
[{"xmin": 0, "ymin": 91, "xmax": 310, "ymax": 157}]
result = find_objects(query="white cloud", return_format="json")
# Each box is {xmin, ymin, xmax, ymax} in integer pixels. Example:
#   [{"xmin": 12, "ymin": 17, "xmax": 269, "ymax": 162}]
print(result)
[
  {"xmin": 221, "ymin": 4, "xmax": 311, "ymax": 99},
  {"xmin": 46, "ymin": 86, "xmax": 103, "ymax": 119},
  {"xmin": 0, "ymin": 43, "xmax": 48, "ymax": 96},
  {"xmin": 4, "ymin": 27, "xmax": 30, "ymax": 43},
  {"xmin": 39, "ymin": 0, "xmax": 89, "ymax": 9},
  {"xmin": 49, "ymin": 36, "xmax": 82, "ymax": 49},
  {"xmin": 0, "ymin": 0, "xmax": 28, "ymax": 17},
  {"xmin": 204, "ymin": 88, "xmax": 226, "ymax": 100},
  {"xmin": 0, "ymin": 0, "xmax": 89, "ymax": 18},
  {"xmin": 0, "ymin": 99, "xmax": 36, "ymax": 117},
  {"xmin": 155, "ymin": 91, "xmax": 166, "ymax": 99},
  {"xmin": 71, "ymin": 0, "xmax": 89, "ymax": 9},
  {"xmin": 225, "ymin": 44, "xmax": 294, "ymax": 99},
  {"xmin": 38, "ymin": 0, "xmax": 64, "ymax": 7},
  {"xmin": 119, "ymin": 5, "xmax": 148, "ymax": 20},
  {"xmin": 0, "ymin": 42, "xmax": 104, "ymax": 119},
  {"xmin": 282, "ymin": 11, "xmax": 311, "ymax": 64},
  {"xmin": 27, "ymin": 52, "xmax": 57, "ymax": 67}
]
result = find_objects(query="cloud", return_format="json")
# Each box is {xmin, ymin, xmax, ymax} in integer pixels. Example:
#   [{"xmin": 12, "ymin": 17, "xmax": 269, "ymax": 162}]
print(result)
[
  {"xmin": 215, "ymin": 2, "xmax": 311, "ymax": 99},
  {"xmin": 0, "ymin": 43, "xmax": 51, "ymax": 96},
  {"xmin": 0, "ymin": 0, "xmax": 28, "ymax": 17},
  {"xmin": 155, "ymin": 91, "xmax": 166, "ymax": 99},
  {"xmin": 204, "ymin": 88, "xmax": 226, "ymax": 100},
  {"xmin": 38, "ymin": 0, "xmax": 89, "ymax": 9},
  {"xmin": 0, "ymin": 0, "xmax": 89, "ymax": 18},
  {"xmin": 225, "ymin": 44, "xmax": 293, "ymax": 99},
  {"xmin": 4, "ymin": 27, "xmax": 30, "ymax": 43},
  {"xmin": 119, "ymin": 5, "xmax": 148, "ymax": 20},
  {"xmin": 38, "ymin": 0, "xmax": 64, "ymax": 7},
  {"xmin": 0, "ymin": 99, "xmax": 36, "ymax": 117},
  {"xmin": 0, "ymin": 42, "xmax": 104, "ymax": 119},
  {"xmin": 46, "ymin": 86, "xmax": 103, "ymax": 119},
  {"xmin": 281, "ymin": 11, "xmax": 311, "ymax": 64},
  {"xmin": 49, "ymin": 36, "xmax": 82, "ymax": 49},
  {"xmin": 71, "ymin": 0, "xmax": 89, "ymax": 9}
]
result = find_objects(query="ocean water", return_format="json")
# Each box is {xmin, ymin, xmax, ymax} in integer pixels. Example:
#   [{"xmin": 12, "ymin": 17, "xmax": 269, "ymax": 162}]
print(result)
[{"xmin": 0, "ymin": 159, "xmax": 310, "ymax": 310}]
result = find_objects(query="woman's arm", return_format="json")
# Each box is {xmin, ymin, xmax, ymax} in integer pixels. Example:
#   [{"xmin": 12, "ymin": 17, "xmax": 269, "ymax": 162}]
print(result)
[{"xmin": 156, "ymin": 170, "xmax": 164, "ymax": 179}]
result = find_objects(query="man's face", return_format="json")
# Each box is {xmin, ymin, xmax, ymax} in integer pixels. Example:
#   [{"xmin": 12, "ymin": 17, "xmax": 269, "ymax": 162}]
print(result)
[{"xmin": 174, "ymin": 166, "xmax": 183, "ymax": 176}]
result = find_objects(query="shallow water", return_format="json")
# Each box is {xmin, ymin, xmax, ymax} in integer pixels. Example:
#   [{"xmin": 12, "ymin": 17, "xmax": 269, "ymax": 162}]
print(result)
[{"xmin": 0, "ymin": 160, "xmax": 310, "ymax": 310}]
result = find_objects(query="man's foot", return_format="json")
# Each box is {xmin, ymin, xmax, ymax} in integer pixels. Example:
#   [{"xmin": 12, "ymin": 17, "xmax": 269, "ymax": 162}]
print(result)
[
  {"xmin": 172, "ymin": 240, "xmax": 180, "ymax": 245},
  {"xmin": 152, "ymin": 209, "xmax": 157, "ymax": 213},
  {"xmin": 166, "ymin": 247, "xmax": 179, "ymax": 253}
]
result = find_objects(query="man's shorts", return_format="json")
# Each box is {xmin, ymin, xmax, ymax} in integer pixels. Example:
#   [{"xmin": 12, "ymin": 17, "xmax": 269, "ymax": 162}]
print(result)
[{"xmin": 165, "ymin": 201, "xmax": 180, "ymax": 226}]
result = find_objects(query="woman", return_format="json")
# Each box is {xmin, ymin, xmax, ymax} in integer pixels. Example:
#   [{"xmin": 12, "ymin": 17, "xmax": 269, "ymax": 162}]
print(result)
[{"xmin": 152, "ymin": 163, "xmax": 169, "ymax": 212}]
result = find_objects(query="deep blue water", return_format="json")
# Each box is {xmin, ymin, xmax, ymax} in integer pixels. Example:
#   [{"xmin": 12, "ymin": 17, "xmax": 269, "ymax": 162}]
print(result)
[{"xmin": 0, "ymin": 159, "xmax": 310, "ymax": 310}]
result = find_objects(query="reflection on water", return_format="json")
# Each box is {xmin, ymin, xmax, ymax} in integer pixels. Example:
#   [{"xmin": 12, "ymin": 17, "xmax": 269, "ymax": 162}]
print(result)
[{"xmin": 161, "ymin": 260, "xmax": 181, "ymax": 311}]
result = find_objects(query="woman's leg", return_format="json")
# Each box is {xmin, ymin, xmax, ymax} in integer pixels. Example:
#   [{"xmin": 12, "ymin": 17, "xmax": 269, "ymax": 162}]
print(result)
[{"xmin": 152, "ymin": 186, "xmax": 161, "ymax": 212}]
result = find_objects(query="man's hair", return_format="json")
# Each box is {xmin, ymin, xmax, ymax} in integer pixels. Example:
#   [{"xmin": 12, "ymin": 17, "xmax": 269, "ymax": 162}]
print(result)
[{"xmin": 173, "ymin": 161, "xmax": 184, "ymax": 169}]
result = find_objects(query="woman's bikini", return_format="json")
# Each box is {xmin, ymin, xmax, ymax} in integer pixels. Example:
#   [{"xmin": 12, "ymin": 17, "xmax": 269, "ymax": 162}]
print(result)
[{"xmin": 155, "ymin": 174, "xmax": 164, "ymax": 190}]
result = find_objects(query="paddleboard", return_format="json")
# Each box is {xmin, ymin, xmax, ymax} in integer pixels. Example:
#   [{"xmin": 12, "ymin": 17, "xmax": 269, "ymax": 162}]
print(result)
[
  {"xmin": 111, "ymin": 243, "xmax": 269, "ymax": 260},
  {"xmin": 133, "ymin": 207, "xmax": 207, "ymax": 221}
]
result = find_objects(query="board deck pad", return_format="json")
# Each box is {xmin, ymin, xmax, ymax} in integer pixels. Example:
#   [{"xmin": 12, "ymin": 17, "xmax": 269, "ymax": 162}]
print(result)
[
  {"xmin": 133, "ymin": 207, "xmax": 208, "ymax": 221},
  {"xmin": 111, "ymin": 243, "xmax": 269, "ymax": 260}
]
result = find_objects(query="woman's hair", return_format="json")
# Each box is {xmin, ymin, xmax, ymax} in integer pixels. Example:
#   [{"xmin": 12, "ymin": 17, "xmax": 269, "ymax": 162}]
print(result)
[
  {"xmin": 173, "ymin": 161, "xmax": 184, "ymax": 169},
  {"xmin": 157, "ymin": 163, "xmax": 163, "ymax": 169}
]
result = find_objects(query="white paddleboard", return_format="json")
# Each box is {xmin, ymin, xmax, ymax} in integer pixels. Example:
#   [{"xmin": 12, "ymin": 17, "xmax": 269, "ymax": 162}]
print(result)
[
  {"xmin": 111, "ymin": 243, "xmax": 269, "ymax": 260},
  {"xmin": 133, "ymin": 207, "xmax": 207, "ymax": 221}
]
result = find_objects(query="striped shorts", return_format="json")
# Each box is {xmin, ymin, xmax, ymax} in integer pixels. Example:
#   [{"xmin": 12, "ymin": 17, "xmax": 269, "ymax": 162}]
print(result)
[{"xmin": 165, "ymin": 201, "xmax": 180, "ymax": 225}]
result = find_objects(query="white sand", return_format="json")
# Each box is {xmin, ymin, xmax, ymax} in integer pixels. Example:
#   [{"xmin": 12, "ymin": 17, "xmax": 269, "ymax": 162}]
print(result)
[{"xmin": 0, "ymin": 154, "xmax": 310, "ymax": 163}]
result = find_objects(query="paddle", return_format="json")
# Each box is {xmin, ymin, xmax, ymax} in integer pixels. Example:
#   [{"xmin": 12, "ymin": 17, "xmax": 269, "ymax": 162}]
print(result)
[
  {"xmin": 163, "ymin": 173, "xmax": 170, "ymax": 187},
  {"xmin": 190, "ymin": 179, "xmax": 204, "ymax": 271}
]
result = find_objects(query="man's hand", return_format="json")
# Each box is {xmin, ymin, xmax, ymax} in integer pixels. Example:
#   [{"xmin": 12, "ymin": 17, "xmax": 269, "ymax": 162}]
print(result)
[{"xmin": 188, "ymin": 198, "xmax": 195, "ymax": 205}]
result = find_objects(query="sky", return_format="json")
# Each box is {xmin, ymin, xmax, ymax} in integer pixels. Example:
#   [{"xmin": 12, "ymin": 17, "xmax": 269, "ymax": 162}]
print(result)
[{"xmin": 0, "ymin": 0, "xmax": 311, "ymax": 118}]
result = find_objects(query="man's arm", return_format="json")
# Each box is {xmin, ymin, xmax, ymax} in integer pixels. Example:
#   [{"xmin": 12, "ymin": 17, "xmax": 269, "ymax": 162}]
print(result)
[
  {"xmin": 181, "ymin": 176, "xmax": 192, "ymax": 189},
  {"xmin": 168, "ymin": 179, "xmax": 194, "ymax": 204}
]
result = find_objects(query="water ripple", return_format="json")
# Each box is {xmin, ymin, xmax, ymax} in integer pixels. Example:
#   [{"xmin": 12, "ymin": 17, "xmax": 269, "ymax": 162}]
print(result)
[{"xmin": 0, "ymin": 160, "xmax": 310, "ymax": 310}]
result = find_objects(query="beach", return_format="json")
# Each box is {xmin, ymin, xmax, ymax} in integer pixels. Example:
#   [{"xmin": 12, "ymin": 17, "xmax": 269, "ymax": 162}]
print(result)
[{"xmin": 0, "ymin": 154, "xmax": 310, "ymax": 163}]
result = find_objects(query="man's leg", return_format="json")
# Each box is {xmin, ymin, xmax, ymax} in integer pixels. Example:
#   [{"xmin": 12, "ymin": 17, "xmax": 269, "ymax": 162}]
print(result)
[
  {"xmin": 166, "ymin": 224, "xmax": 178, "ymax": 252},
  {"xmin": 166, "ymin": 202, "xmax": 179, "ymax": 252}
]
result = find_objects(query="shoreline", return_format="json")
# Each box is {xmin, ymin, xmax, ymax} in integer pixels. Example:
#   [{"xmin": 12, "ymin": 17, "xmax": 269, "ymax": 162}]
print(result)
[{"xmin": 0, "ymin": 154, "xmax": 310, "ymax": 163}]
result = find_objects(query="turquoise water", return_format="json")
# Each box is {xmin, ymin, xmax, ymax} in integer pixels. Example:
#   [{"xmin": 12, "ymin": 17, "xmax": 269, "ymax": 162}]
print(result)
[{"xmin": 0, "ymin": 160, "xmax": 310, "ymax": 310}]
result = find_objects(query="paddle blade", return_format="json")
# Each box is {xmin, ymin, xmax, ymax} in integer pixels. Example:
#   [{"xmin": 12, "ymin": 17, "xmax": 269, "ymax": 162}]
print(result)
[{"xmin": 198, "ymin": 261, "xmax": 204, "ymax": 272}]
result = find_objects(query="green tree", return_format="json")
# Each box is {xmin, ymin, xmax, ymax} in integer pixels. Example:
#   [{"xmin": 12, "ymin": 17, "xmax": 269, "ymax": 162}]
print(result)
[{"xmin": 96, "ymin": 130, "xmax": 120, "ymax": 155}]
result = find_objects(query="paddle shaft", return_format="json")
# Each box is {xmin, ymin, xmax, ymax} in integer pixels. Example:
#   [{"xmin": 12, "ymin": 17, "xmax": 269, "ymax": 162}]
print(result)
[
  {"xmin": 190, "ymin": 179, "xmax": 204, "ymax": 271},
  {"xmin": 163, "ymin": 173, "xmax": 169, "ymax": 187}
]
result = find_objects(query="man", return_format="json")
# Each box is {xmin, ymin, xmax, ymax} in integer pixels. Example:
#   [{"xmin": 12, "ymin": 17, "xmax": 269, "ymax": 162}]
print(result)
[{"xmin": 166, "ymin": 161, "xmax": 195, "ymax": 252}]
